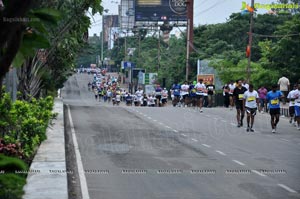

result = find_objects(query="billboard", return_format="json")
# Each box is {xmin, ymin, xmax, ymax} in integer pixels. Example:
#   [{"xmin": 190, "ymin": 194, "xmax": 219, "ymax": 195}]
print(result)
[
  {"xmin": 197, "ymin": 74, "xmax": 215, "ymax": 85},
  {"xmin": 103, "ymin": 15, "xmax": 119, "ymax": 43},
  {"xmin": 135, "ymin": 0, "xmax": 187, "ymax": 21}
]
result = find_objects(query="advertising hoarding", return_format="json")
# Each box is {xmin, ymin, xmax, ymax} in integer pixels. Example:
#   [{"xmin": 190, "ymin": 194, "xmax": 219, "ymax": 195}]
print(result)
[{"xmin": 135, "ymin": 0, "xmax": 187, "ymax": 21}]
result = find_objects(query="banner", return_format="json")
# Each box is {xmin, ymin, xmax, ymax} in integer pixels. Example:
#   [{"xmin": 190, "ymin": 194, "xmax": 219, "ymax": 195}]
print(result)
[{"xmin": 197, "ymin": 74, "xmax": 215, "ymax": 85}]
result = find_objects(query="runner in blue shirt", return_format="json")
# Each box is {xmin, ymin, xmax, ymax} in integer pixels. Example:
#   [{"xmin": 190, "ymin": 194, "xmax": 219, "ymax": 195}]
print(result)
[{"xmin": 266, "ymin": 85, "xmax": 284, "ymax": 133}]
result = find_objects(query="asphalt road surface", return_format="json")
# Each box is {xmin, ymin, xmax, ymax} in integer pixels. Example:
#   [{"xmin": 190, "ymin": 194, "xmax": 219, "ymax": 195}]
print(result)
[{"xmin": 62, "ymin": 74, "xmax": 300, "ymax": 199}]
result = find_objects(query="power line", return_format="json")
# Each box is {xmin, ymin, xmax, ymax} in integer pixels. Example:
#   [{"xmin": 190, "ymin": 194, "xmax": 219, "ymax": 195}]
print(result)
[{"xmin": 252, "ymin": 33, "xmax": 300, "ymax": 38}]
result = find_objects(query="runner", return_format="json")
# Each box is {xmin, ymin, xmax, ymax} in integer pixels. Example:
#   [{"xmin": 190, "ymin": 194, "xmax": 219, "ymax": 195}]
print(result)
[
  {"xmin": 181, "ymin": 81, "xmax": 190, "ymax": 107},
  {"xmin": 223, "ymin": 83, "xmax": 230, "ymax": 108},
  {"xmin": 135, "ymin": 87, "xmax": 144, "ymax": 106},
  {"xmin": 155, "ymin": 84, "xmax": 162, "ymax": 107},
  {"xmin": 161, "ymin": 88, "xmax": 168, "ymax": 106},
  {"xmin": 266, "ymin": 85, "xmax": 283, "ymax": 133},
  {"xmin": 195, "ymin": 79, "xmax": 206, "ymax": 112},
  {"xmin": 293, "ymin": 84, "xmax": 300, "ymax": 130},
  {"xmin": 206, "ymin": 81, "xmax": 215, "ymax": 108},
  {"xmin": 233, "ymin": 80, "xmax": 247, "ymax": 127},
  {"xmin": 287, "ymin": 84, "xmax": 297, "ymax": 125},
  {"xmin": 93, "ymin": 87, "xmax": 98, "ymax": 101},
  {"xmin": 258, "ymin": 85, "xmax": 268, "ymax": 113},
  {"xmin": 189, "ymin": 82, "xmax": 197, "ymax": 107},
  {"xmin": 171, "ymin": 82, "xmax": 181, "ymax": 107},
  {"xmin": 243, "ymin": 84, "xmax": 259, "ymax": 132},
  {"xmin": 228, "ymin": 81, "xmax": 236, "ymax": 110}
]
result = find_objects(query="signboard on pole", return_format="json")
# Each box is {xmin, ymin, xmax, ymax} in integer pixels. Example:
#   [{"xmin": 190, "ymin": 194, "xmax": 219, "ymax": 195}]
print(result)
[
  {"xmin": 135, "ymin": 0, "xmax": 187, "ymax": 22},
  {"xmin": 197, "ymin": 74, "xmax": 215, "ymax": 85}
]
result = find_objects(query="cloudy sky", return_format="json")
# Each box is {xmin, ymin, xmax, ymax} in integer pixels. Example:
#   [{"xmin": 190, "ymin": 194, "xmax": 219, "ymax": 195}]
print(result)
[{"xmin": 88, "ymin": 0, "xmax": 276, "ymax": 36}]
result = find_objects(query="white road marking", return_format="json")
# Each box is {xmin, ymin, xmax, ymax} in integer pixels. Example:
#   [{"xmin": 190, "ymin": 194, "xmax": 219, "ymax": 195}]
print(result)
[
  {"xmin": 191, "ymin": 138, "xmax": 198, "ymax": 142},
  {"xmin": 277, "ymin": 184, "xmax": 297, "ymax": 193},
  {"xmin": 165, "ymin": 126, "xmax": 171, "ymax": 129},
  {"xmin": 216, "ymin": 150, "xmax": 226, "ymax": 156},
  {"xmin": 251, "ymin": 170, "xmax": 267, "ymax": 177},
  {"xmin": 230, "ymin": 123, "xmax": 236, "ymax": 126},
  {"xmin": 181, "ymin": 133, "xmax": 187, "ymax": 137},
  {"xmin": 158, "ymin": 122, "xmax": 163, "ymax": 125},
  {"xmin": 214, "ymin": 117, "xmax": 219, "ymax": 120},
  {"xmin": 232, "ymin": 160, "xmax": 245, "ymax": 166},
  {"xmin": 173, "ymin": 130, "xmax": 178, "ymax": 133},
  {"xmin": 67, "ymin": 105, "xmax": 90, "ymax": 199},
  {"xmin": 202, "ymin": 144, "xmax": 211, "ymax": 148},
  {"xmin": 280, "ymin": 138, "xmax": 289, "ymax": 142},
  {"xmin": 147, "ymin": 117, "xmax": 152, "ymax": 120},
  {"xmin": 139, "ymin": 112, "xmax": 143, "ymax": 115},
  {"xmin": 153, "ymin": 120, "xmax": 157, "ymax": 122},
  {"xmin": 221, "ymin": 120, "xmax": 227, "ymax": 122}
]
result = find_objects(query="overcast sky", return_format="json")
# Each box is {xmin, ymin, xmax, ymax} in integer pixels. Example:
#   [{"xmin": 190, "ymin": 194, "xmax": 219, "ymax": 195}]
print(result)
[{"xmin": 88, "ymin": 0, "xmax": 277, "ymax": 36}]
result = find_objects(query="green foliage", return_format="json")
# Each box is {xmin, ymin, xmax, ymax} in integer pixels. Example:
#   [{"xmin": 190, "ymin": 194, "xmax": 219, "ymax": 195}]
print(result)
[
  {"xmin": 0, "ymin": 89, "xmax": 54, "ymax": 160},
  {"xmin": 0, "ymin": 155, "xmax": 28, "ymax": 199},
  {"xmin": 0, "ymin": 173, "xmax": 26, "ymax": 199}
]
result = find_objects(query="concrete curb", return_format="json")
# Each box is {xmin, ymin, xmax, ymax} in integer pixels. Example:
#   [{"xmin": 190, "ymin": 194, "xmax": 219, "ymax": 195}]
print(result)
[{"xmin": 23, "ymin": 99, "xmax": 68, "ymax": 199}]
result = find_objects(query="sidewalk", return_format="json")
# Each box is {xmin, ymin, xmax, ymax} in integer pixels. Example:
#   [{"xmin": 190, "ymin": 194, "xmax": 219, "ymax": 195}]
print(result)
[{"xmin": 23, "ymin": 99, "xmax": 67, "ymax": 199}]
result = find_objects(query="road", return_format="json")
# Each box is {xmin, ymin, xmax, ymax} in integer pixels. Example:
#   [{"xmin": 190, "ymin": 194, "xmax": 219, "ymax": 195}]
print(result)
[{"xmin": 62, "ymin": 73, "xmax": 300, "ymax": 199}]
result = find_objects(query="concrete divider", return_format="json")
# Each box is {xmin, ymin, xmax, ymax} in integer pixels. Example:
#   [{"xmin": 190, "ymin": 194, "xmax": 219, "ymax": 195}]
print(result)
[{"xmin": 23, "ymin": 99, "xmax": 67, "ymax": 199}]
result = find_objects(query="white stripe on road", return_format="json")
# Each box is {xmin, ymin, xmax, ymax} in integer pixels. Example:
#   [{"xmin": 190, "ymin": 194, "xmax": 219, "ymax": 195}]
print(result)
[
  {"xmin": 181, "ymin": 133, "xmax": 187, "ymax": 137},
  {"xmin": 153, "ymin": 120, "xmax": 157, "ymax": 122},
  {"xmin": 232, "ymin": 160, "xmax": 245, "ymax": 166},
  {"xmin": 280, "ymin": 138, "xmax": 290, "ymax": 142},
  {"xmin": 165, "ymin": 126, "xmax": 171, "ymax": 129},
  {"xmin": 158, "ymin": 122, "xmax": 163, "ymax": 125},
  {"xmin": 277, "ymin": 184, "xmax": 297, "ymax": 193},
  {"xmin": 251, "ymin": 170, "xmax": 267, "ymax": 177},
  {"xmin": 67, "ymin": 105, "xmax": 90, "ymax": 199},
  {"xmin": 221, "ymin": 120, "xmax": 227, "ymax": 122},
  {"xmin": 147, "ymin": 117, "xmax": 152, "ymax": 120},
  {"xmin": 230, "ymin": 123, "xmax": 236, "ymax": 126},
  {"xmin": 216, "ymin": 150, "xmax": 226, "ymax": 156},
  {"xmin": 202, "ymin": 144, "xmax": 211, "ymax": 148},
  {"xmin": 173, "ymin": 130, "xmax": 178, "ymax": 133},
  {"xmin": 191, "ymin": 138, "xmax": 198, "ymax": 142}
]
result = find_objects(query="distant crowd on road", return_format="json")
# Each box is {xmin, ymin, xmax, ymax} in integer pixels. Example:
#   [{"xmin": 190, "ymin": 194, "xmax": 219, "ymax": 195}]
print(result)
[{"xmin": 83, "ymin": 69, "xmax": 300, "ymax": 134}]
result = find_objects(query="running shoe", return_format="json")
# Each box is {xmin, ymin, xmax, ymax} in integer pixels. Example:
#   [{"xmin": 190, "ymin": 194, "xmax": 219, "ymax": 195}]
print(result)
[
  {"xmin": 246, "ymin": 127, "xmax": 250, "ymax": 132},
  {"xmin": 272, "ymin": 129, "xmax": 276, "ymax": 133},
  {"xmin": 250, "ymin": 128, "xmax": 254, "ymax": 132}
]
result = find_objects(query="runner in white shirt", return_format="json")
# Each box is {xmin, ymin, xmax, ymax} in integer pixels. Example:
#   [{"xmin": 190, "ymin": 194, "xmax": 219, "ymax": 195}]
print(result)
[
  {"xmin": 293, "ymin": 84, "xmax": 300, "ymax": 130},
  {"xmin": 243, "ymin": 84, "xmax": 259, "ymax": 132},
  {"xmin": 135, "ymin": 87, "xmax": 144, "ymax": 105},
  {"xmin": 161, "ymin": 88, "xmax": 168, "ymax": 106},
  {"xmin": 287, "ymin": 84, "xmax": 297, "ymax": 125},
  {"xmin": 181, "ymin": 81, "xmax": 190, "ymax": 107},
  {"xmin": 228, "ymin": 81, "xmax": 236, "ymax": 110},
  {"xmin": 195, "ymin": 79, "xmax": 207, "ymax": 112}
]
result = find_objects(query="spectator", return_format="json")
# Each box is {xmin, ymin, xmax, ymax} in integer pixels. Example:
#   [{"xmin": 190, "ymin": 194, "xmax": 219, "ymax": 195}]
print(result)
[{"xmin": 278, "ymin": 75, "xmax": 290, "ymax": 104}]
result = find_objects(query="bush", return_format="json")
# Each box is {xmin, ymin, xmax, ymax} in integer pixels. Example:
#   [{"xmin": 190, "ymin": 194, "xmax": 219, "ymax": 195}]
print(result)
[
  {"xmin": 0, "ymin": 89, "xmax": 55, "ymax": 161},
  {"xmin": 0, "ymin": 155, "xmax": 28, "ymax": 199}
]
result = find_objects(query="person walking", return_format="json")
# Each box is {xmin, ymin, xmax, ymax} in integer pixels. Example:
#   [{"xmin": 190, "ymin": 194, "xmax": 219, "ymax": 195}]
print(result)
[
  {"xmin": 266, "ymin": 85, "xmax": 284, "ymax": 133},
  {"xmin": 233, "ymin": 80, "xmax": 248, "ymax": 127},
  {"xmin": 278, "ymin": 75, "xmax": 290, "ymax": 104},
  {"xmin": 243, "ymin": 84, "xmax": 259, "ymax": 132},
  {"xmin": 258, "ymin": 85, "xmax": 268, "ymax": 113},
  {"xmin": 293, "ymin": 84, "xmax": 300, "ymax": 130}
]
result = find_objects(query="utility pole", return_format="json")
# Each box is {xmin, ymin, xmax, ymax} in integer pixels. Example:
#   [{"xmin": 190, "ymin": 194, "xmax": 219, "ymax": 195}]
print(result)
[
  {"xmin": 247, "ymin": 0, "xmax": 254, "ymax": 83},
  {"xmin": 186, "ymin": 0, "xmax": 194, "ymax": 81},
  {"xmin": 157, "ymin": 26, "xmax": 161, "ymax": 72}
]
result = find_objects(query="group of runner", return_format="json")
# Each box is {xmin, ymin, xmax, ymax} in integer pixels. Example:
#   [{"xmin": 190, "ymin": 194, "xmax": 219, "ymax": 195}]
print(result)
[
  {"xmin": 170, "ymin": 79, "xmax": 215, "ymax": 112},
  {"xmin": 225, "ymin": 79, "xmax": 300, "ymax": 133}
]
